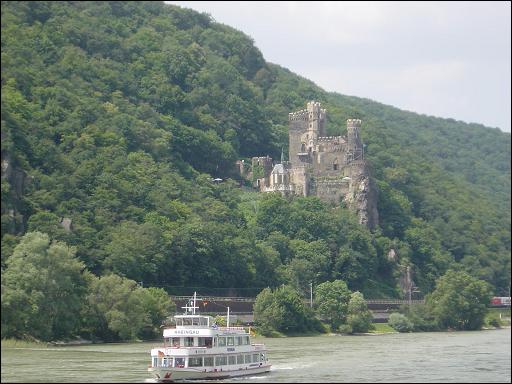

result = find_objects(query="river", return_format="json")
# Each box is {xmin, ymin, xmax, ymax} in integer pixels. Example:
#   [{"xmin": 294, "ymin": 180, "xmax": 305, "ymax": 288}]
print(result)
[{"xmin": 1, "ymin": 328, "xmax": 510, "ymax": 383}]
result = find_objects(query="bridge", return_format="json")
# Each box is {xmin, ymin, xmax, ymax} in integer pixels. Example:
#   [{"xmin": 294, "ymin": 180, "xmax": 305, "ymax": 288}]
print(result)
[{"xmin": 170, "ymin": 295, "xmax": 426, "ymax": 323}]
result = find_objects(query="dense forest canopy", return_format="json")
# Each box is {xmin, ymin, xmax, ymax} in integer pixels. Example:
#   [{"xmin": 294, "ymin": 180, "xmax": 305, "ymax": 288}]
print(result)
[{"xmin": 2, "ymin": 0, "xmax": 510, "ymax": 317}]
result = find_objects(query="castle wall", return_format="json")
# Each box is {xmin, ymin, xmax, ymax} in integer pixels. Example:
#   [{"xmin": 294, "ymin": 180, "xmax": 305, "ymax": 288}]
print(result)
[
  {"xmin": 288, "ymin": 117, "xmax": 307, "ymax": 166},
  {"xmin": 290, "ymin": 166, "xmax": 308, "ymax": 196},
  {"xmin": 313, "ymin": 178, "xmax": 351, "ymax": 205},
  {"xmin": 251, "ymin": 156, "xmax": 273, "ymax": 191}
]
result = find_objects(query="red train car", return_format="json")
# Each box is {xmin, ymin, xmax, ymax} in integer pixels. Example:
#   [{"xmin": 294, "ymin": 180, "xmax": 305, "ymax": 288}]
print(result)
[{"xmin": 491, "ymin": 297, "xmax": 511, "ymax": 306}]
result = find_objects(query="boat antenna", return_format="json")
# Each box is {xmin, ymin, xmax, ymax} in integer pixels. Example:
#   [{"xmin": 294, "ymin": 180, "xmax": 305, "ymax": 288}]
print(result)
[{"xmin": 181, "ymin": 291, "xmax": 200, "ymax": 315}]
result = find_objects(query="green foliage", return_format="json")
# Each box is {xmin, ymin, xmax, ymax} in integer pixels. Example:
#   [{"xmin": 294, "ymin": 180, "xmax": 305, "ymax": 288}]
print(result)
[
  {"xmin": 388, "ymin": 313, "xmax": 414, "ymax": 333},
  {"xmin": 346, "ymin": 291, "xmax": 374, "ymax": 333},
  {"xmin": 82, "ymin": 274, "xmax": 175, "ymax": 341},
  {"xmin": 485, "ymin": 308, "xmax": 511, "ymax": 328},
  {"xmin": 401, "ymin": 303, "xmax": 439, "ymax": 332},
  {"xmin": 337, "ymin": 324, "xmax": 353, "ymax": 334},
  {"xmin": 138, "ymin": 287, "xmax": 177, "ymax": 339},
  {"xmin": 254, "ymin": 286, "xmax": 323, "ymax": 336},
  {"xmin": 426, "ymin": 270, "xmax": 492, "ymax": 330},
  {"xmin": 314, "ymin": 280, "xmax": 352, "ymax": 330},
  {"xmin": 1, "ymin": 232, "xmax": 86, "ymax": 341},
  {"xmin": 103, "ymin": 220, "xmax": 166, "ymax": 284},
  {"xmin": 213, "ymin": 315, "xmax": 227, "ymax": 327},
  {"xmin": 252, "ymin": 163, "xmax": 264, "ymax": 182}
]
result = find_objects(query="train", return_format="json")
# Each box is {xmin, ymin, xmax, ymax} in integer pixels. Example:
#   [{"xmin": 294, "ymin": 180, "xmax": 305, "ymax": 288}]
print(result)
[{"xmin": 490, "ymin": 297, "xmax": 511, "ymax": 306}]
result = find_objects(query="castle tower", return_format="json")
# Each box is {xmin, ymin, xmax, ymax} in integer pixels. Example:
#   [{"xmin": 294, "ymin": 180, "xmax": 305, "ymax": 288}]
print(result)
[
  {"xmin": 346, "ymin": 119, "xmax": 363, "ymax": 162},
  {"xmin": 306, "ymin": 101, "xmax": 326, "ymax": 145},
  {"xmin": 288, "ymin": 101, "xmax": 326, "ymax": 166}
]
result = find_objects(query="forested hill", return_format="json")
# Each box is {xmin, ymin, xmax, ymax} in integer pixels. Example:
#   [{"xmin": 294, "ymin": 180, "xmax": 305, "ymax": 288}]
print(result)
[{"xmin": 2, "ymin": 0, "xmax": 510, "ymax": 303}]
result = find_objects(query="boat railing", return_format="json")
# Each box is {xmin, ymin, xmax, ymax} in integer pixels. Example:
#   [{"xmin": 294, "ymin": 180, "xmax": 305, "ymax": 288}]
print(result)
[
  {"xmin": 166, "ymin": 345, "xmax": 212, "ymax": 350},
  {"xmin": 218, "ymin": 326, "xmax": 246, "ymax": 332}
]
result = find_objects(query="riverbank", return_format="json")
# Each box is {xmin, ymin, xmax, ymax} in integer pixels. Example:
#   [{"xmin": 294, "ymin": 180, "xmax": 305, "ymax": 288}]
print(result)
[
  {"xmin": 1, "ymin": 338, "xmax": 96, "ymax": 348},
  {"xmin": 1, "ymin": 339, "xmax": 50, "ymax": 349}
]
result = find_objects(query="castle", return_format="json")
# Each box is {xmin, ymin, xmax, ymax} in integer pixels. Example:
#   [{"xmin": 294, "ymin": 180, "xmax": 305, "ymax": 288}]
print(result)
[{"xmin": 248, "ymin": 101, "xmax": 378, "ymax": 229}]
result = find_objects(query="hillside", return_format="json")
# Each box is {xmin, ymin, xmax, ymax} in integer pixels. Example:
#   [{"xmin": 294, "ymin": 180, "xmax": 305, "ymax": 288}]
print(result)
[{"xmin": 2, "ymin": 0, "xmax": 510, "ymax": 304}]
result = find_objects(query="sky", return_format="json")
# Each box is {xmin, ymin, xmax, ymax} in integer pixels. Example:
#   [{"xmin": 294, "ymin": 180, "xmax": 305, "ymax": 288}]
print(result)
[{"xmin": 167, "ymin": 1, "xmax": 511, "ymax": 133}]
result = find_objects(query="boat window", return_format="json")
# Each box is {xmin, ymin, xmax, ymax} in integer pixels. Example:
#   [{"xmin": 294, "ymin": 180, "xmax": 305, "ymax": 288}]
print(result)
[
  {"xmin": 243, "ymin": 336, "xmax": 250, "ymax": 345},
  {"xmin": 204, "ymin": 357, "xmax": 214, "ymax": 367},
  {"xmin": 260, "ymin": 353, "xmax": 266, "ymax": 362},
  {"xmin": 184, "ymin": 337, "xmax": 194, "ymax": 347},
  {"xmin": 152, "ymin": 357, "xmax": 158, "ymax": 367},
  {"xmin": 244, "ymin": 354, "xmax": 251, "ymax": 364},
  {"xmin": 218, "ymin": 337, "xmax": 226, "ymax": 347},
  {"xmin": 188, "ymin": 357, "xmax": 203, "ymax": 367},
  {"xmin": 200, "ymin": 318, "xmax": 208, "ymax": 326},
  {"xmin": 198, "ymin": 337, "xmax": 212, "ymax": 347},
  {"xmin": 183, "ymin": 318, "xmax": 192, "ymax": 326},
  {"xmin": 228, "ymin": 356, "xmax": 236, "ymax": 365},
  {"xmin": 171, "ymin": 337, "xmax": 180, "ymax": 347},
  {"xmin": 192, "ymin": 318, "xmax": 199, "ymax": 326},
  {"xmin": 175, "ymin": 319, "xmax": 183, "ymax": 326},
  {"xmin": 227, "ymin": 337, "xmax": 234, "ymax": 346},
  {"xmin": 162, "ymin": 357, "xmax": 173, "ymax": 367},
  {"xmin": 237, "ymin": 355, "xmax": 244, "ymax": 364},
  {"xmin": 252, "ymin": 354, "xmax": 259, "ymax": 363},
  {"xmin": 175, "ymin": 357, "xmax": 185, "ymax": 368},
  {"xmin": 236, "ymin": 336, "xmax": 243, "ymax": 346},
  {"xmin": 215, "ymin": 356, "xmax": 227, "ymax": 366}
]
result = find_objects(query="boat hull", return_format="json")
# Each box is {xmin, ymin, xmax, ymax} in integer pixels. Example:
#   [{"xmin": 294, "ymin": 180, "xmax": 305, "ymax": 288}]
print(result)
[{"xmin": 148, "ymin": 364, "xmax": 271, "ymax": 382}]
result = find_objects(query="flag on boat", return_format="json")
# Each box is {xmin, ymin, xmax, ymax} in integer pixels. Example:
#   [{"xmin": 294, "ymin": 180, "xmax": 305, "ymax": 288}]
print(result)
[{"xmin": 158, "ymin": 350, "xmax": 165, "ymax": 357}]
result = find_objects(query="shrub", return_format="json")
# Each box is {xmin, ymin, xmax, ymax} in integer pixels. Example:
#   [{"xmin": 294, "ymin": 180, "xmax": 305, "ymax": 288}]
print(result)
[
  {"xmin": 388, "ymin": 313, "xmax": 413, "ymax": 332},
  {"xmin": 338, "ymin": 324, "xmax": 353, "ymax": 334}
]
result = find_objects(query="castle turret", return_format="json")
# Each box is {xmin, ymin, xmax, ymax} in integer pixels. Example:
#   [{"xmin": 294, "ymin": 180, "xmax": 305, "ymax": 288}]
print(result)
[
  {"xmin": 346, "ymin": 119, "xmax": 363, "ymax": 162},
  {"xmin": 289, "ymin": 101, "xmax": 326, "ymax": 165},
  {"xmin": 306, "ymin": 101, "xmax": 326, "ymax": 141}
]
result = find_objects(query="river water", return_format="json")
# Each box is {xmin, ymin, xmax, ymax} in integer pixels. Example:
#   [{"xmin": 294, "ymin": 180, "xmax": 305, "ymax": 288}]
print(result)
[{"xmin": 1, "ymin": 328, "xmax": 510, "ymax": 383}]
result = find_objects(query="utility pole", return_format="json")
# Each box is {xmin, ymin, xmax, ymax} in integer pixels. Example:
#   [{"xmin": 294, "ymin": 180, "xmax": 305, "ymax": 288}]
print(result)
[
  {"xmin": 310, "ymin": 282, "xmax": 313, "ymax": 308},
  {"xmin": 406, "ymin": 266, "xmax": 412, "ymax": 307}
]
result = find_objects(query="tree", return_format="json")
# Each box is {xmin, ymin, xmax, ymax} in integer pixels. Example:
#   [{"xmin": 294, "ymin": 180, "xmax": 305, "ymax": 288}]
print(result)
[
  {"xmin": 314, "ymin": 280, "xmax": 351, "ymax": 331},
  {"xmin": 426, "ymin": 270, "xmax": 491, "ymax": 330},
  {"xmin": 103, "ymin": 221, "xmax": 166, "ymax": 284},
  {"xmin": 1, "ymin": 232, "xmax": 86, "ymax": 341},
  {"xmin": 346, "ymin": 291, "xmax": 374, "ymax": 333},
  {"xmin": 285, "ymin": 239, "xmax": 330, "ymax": 292},
  {"xmin": 254, "ymin": 285, "xmax": 321, "ymax": 335},
  {"xmin": 83, "ymin": 274, "xmax": 175, "ymax": 341},
  {"xmin": 137, "ymin": 287, "xmax": 177, "ymax": 339}
]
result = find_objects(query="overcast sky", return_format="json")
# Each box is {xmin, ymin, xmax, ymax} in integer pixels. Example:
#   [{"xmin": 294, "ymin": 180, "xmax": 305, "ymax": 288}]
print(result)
[{"xmin": 167, "ymin": 1, "xmax": 511, "ymax": 133}]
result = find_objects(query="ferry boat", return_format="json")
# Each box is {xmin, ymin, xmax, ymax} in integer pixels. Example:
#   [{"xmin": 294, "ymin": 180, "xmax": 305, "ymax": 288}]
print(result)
[{"xmin": 148, "ymin": 292, "xmax": 271, "ymax": 382}]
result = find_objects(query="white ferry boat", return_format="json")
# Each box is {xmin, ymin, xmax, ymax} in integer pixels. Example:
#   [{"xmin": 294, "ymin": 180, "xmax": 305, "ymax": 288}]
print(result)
[{"xmin": 148, "ymin": 292, "xmax": 271, "ymax": 382}]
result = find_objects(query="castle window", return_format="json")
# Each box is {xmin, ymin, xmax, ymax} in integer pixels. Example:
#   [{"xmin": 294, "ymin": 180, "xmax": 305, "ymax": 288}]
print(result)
[
  {"xmin": 333, "ymin": 159, "xmax": 339, "ymax": 171},
  {"xmin": 301, "ymin": 143, "xmax": 306, "ymax": 152}
]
